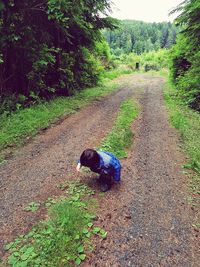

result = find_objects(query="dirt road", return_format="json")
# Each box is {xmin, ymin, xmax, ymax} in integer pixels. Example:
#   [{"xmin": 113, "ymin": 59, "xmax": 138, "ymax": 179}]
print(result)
[{"xmin": 0, "ymin": 73, "xmax": 199, "ymax": 265}]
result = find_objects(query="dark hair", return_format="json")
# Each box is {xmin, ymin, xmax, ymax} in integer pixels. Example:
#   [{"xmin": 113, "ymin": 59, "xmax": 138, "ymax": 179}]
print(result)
[{"xmin": 80, "ymin": 149, "xmax": 100, "ymax": 168}]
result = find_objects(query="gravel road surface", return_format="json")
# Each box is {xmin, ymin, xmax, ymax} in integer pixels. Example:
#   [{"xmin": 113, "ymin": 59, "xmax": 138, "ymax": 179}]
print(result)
[{"xmin": 1, "ymin": 74, "xmax": 199, "ymax": 266}]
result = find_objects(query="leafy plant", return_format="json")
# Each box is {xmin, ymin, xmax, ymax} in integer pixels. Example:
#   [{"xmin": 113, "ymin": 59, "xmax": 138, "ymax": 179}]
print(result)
[
  {"xmin": 45, "ymin": 198, "xmax": 56, "ymax": 207},
  {"xmin": 5, "ymin": 181, "xmax": 107, "ymax": 267},
  {"xmin": 23, "ymin": 201, "xmax": 40, "ymax": 212}
]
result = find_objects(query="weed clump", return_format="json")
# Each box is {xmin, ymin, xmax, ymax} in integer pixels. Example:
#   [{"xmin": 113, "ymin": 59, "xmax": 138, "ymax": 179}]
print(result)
[{"xmin": 4, "ymin": 181, "xmax": 105, "ymax": 267}]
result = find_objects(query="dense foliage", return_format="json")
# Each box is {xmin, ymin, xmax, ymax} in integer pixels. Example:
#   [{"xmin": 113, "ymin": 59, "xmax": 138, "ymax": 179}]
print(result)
[
  {"xmin": 102, "ymin": 20, "xmax": 178, "ymax": 55},
  {"xmin": 0, "ymin": 0, "xmax": 116, "ymax": 111},
  {"xmin": 170, "ymin": 0, "xmax": 200, "ymax": 111},
  {"xmin": 117, "ymin": 49, "xmax": 170, "ymax": 71}
]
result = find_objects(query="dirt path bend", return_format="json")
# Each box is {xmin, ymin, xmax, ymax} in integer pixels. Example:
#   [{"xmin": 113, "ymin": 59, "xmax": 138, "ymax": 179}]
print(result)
[{"xmin": 0, "ymin": 74, "xmax": 199, "ymax": 265}]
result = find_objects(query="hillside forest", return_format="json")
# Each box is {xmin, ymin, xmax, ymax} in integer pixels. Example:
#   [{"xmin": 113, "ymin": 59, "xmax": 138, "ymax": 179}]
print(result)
[
  {"xmin": 102, "ymin": 20, "xmax": 178, "ymax": 55},
  {"xmin": 0, "ymin": 0, "xmax": 199, "ymax": 113}
]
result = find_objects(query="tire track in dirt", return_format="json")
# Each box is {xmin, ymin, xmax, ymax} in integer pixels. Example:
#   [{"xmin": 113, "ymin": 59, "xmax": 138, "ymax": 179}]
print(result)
[
  {"xmin": 1, "ymin": 74, "xmax": 199, "ymax": 265},
  {"xmin": 115, "ymin": 79, "xmax": 195, "ymax": 267},
  {"xmin": 82, "ymin": 75, "xmax": 199, "ymax": 267},
  {"xmin": 0, "ymin": 74, "xmax": 143, "ymax": 256}
]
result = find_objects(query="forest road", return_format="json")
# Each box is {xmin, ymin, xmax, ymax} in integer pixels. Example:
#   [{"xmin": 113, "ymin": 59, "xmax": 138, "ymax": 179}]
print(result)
[{"xmin": 0, "ymin": 73, "xmax": 199, "ymax": 265}]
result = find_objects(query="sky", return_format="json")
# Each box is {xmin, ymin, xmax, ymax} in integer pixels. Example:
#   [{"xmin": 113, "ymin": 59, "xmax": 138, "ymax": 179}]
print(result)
[{"xmin": 109, "ymin": 0, "xmax": 183, "ymax": 23}]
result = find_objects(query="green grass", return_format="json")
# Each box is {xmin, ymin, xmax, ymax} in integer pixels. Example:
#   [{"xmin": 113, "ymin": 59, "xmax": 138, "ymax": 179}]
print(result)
[
  {"xmin": 99, "ymin": 98, "xmax": 139, "ymax": 158},
  {"xmin": 164, "ymin": 83, "xmax": 200, "ymax": 174},
  {"xmin": 0, "ymin": 72, "xmax": 130, "ymax": 155},
  {"xmin": 100, "ymin": 68, "xmax": 133, "ymax": 80},
  {"xmin": 4, "ymin": 181, "xmax": 107, "ymax": 267},
  {"xmin": 164, "ymin": 81, "xmax": 200, "ymax": 210}
]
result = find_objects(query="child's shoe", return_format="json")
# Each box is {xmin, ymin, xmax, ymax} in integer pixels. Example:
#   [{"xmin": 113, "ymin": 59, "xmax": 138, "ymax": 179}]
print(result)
[{"xmin": 100, "ymin": 183, "xmax": 110, "ymax": 192}]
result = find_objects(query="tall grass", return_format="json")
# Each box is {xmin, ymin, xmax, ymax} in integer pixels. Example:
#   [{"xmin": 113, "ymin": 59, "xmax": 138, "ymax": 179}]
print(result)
[{"xmin": 100, "ymin": 98, "xmax": 139, "ymax": 158}]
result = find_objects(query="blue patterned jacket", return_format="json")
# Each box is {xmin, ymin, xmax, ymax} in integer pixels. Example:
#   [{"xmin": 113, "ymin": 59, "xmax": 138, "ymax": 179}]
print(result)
[{"xmin": 90, "ymin": 151, "xmax": 121, "ymax": 181}]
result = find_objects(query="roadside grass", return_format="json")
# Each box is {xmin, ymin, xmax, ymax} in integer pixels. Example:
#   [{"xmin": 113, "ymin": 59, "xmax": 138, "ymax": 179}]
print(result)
[
  {"xmin": 3, "ymin": 181, "xmax": 107, "ymax": 267},
  {"xmin": 0, "ymin": 69, "xmax": 132, "ymax": 157},
  {"xmin": 100, "ymin": 68, "xmax": 133, "ymax": 81},
  {"xmin": 99, "ymin": 98, "xmax": 139, "ymax": 158},
  {"xmin": 164, "ymin": 81, "xmax": 200, "ymax": 213}
]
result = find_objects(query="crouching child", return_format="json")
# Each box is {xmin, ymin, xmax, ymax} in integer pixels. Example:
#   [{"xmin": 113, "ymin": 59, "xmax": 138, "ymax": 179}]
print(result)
[{"xmin": 76, "ymin": 148, "xmax": 121, "ymax": 192}]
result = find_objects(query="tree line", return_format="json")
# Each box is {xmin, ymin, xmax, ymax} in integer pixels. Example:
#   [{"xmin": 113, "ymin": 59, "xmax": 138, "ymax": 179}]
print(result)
[
  {"xmin": 0, "ymin": 0, "xmax": 199, "ymax": 113},
  {"xmin": 0, "ymin": 0, "xmax": 116, "ymax": 112},
  {"xmin": 170, "ymin": 0, "xmax": 200, "ymax": 111},
  {"xmin": 102, "ymin": 20, "xmax": 178, "ymax": 55}
]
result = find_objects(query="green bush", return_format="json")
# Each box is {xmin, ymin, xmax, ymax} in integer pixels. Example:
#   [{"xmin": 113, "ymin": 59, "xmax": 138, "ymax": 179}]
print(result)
[
  {"xmin": 144, "ymin": 64, "xmax": 159, "ymax": 72},
  {"xmin": 141, "ymin": 49, "xmax": 170, "ymax": 70},
  {"xmin": 169, "ymin": 0, "xmax": 200, "ymax": 111},
  {"xmin": 170, "ymin": 41, "xmax": 200, "ymax": 111},
  {"xmin": 116, "ymin": 49, "xmax": 169, "ymax": 72}
]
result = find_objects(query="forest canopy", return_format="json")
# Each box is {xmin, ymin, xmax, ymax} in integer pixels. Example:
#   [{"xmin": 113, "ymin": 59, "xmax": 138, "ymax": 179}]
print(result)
[{"xmin": 102, "ymin": 20, "xmax": 178, "ymax": 55}]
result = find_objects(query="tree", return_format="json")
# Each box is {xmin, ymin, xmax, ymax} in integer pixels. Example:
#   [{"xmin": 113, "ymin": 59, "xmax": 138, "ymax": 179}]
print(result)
[
  {"xmin": 0, "ymin": 0, "xmax": 118, "ymax": 108},
  {"xmin": 170, "ymin": 0, "xmax": 200, "ymax": 111}
]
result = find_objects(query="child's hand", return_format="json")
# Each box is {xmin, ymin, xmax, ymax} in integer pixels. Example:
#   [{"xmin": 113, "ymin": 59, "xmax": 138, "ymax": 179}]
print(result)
[{"xmin": 76, "ymin": 163, "xmax": 81, "ymax": 172}]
